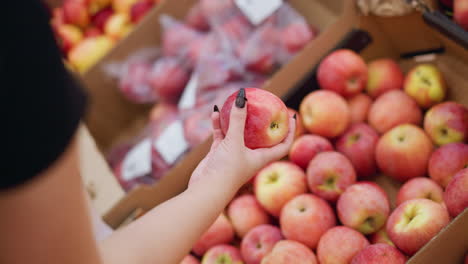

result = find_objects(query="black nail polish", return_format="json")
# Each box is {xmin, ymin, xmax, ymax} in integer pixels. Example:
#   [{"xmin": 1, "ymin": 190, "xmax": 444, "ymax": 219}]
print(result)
[
  {"xmin": 235, "ymin": 88, "xmax": 246, "ymax": 108},
  {"xmin": 293, "ymin": 114, "xmax": 297, "ymax": 120},
  {"xmin": 214, "ymin": 105, "xmax": 219, "ymax": 112}
]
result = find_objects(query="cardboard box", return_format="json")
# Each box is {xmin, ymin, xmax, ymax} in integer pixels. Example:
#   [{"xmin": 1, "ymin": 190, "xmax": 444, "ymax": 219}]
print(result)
[{"xmin": 90, "ymin": 0, "xmax": 467, "ymax": 262}]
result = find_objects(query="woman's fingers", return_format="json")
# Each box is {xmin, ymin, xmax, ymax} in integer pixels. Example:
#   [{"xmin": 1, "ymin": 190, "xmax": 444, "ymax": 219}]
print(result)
[
  {"xmin": 225, "ymin": 88, "xmax": 247, "ymax": 145},
  {"xmin": 253, "ymin": 116, "xmax": 296, "ymax": 162},
  {"xmin": 210, "ymin": 109, "xmax": 224, "ymax": 150}
]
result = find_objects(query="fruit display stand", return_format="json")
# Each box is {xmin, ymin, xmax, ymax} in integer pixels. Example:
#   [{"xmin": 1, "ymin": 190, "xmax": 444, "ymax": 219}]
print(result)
[
  {"xmin": 80, "ymin": 0, "xmax": 347, "ymax": 215},
  {"xmin": 97, "ymin": 0, "xmax": 468, "ymax": 262}
]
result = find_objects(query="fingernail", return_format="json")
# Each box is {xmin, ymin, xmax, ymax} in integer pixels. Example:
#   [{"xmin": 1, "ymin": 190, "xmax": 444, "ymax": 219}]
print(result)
[
  {"xmin": 235, "ymin": 88, "xmax": 246, "ymax": 108},
  {"xmin": 293, "ymin": 114, "xmax": 297, "ymax": 120},
  {"xmin": 214, "ymin": 105, "xmax": 219, "ymax": 112}
]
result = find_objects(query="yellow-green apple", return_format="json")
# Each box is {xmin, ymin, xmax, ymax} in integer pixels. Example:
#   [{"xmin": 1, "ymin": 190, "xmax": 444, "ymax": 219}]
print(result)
[
  {"xmin": 288, "ymin": 108, "xmax": 305, "ymax": 139},
  {"xmin": 429, "ymin": 143, "xmax": 468, "ymax": 188},
  {"xmin": 148, "ymin": 58, "xmax": 189, "ymax": 102},
  {"xmin": 261, "ymin": 240, "xmax": 318, "ymax": 264},
  {"xmin": 386, "ymin": 199, "xmax": 450, "ymax": 255},
  {"xmin": 375, "ymin": 124, "xmax": 433, "ymax": 182},
  {"xmin": 317, "ymin": 49, "xmax": 368, "ymax": 97},
  {"xmin": 370, "ymin": 228, "xmax": 395, "ymax": 247},
  {"xmin": 289, "ymin": 135, "xmax": 333, "ymax": 170},
  {"xmin": 84, "ymin": 27, "xmax": 102, "ymax": 37},
  {"xmin": 404, "ymin": 64, "xmax": 447, "ymax": 108},
  {"xmin": 220, "ymin": 88, "xmax": 290, "ymax": 149},
  {"xmin": 280, "ymin": 194, "xmax": 336, "ymax": 249},
  {"xmin": 227, "ymin": 195, "xmax": 270, "ymax": 238},
  {"xmin": 337, "ymin": 182, "xmax": 390, "ymax": 234},
  {"xmin": 455, "ymin": 0, "xmax": 468, "ymax": 30},
  {"xmin": 336, "ymin": 123, "xmax": 379, "ymax": 178},
  {"xmin": 130, "ymin": 0, "xmax": 154, "ymax": 23},
  {"xmin": 317, "ymin": 226, "xmax": 370, "ymax": 264},
  {"xmin": 113, "ymin": 0, "xmax": 138, "ymax": 13},
  {"xmin": 91, "ymin": 7, "xmax": 114, "ymax": 31},
  {"xmin": 55, "ymin": 24, "xmax": 83, "ymax": 53},
  {"xmin": 254, "ymin": 161, "xmax": 307, "ymax": 217},
  {"xmin": 63, "ymin": 0, "xmax": 90, "ymax": 28},
  {"xmin": 368, "ymin": 90, "xmax": 422, "ymax": 134},
  {"xmin": 240, "ymin": 224, "xmax": 283, "ymax": 264},
  {"xmin": 351, "ymin": 243, "xmax": 407, "ymax": 264},
  {"xmin": 444, "ymin": 168, "xmax": 468, "ymax": 217},
  {"xmin": 201, "ymin": 244, "xmax": 243, "ymax": 264},
  {"xmin": 181, "ymin": 255, "xmax": 200, "ymax": 264},
  {"xmin": 193, "ymin": 214, "xmax": 234, "ymax": 256},
  {"xmin": 104, "ymin": 13, "xmax": 133, "ymax": 40},
  {"xmin": 299, "ymin": 90, "xmax": 350, "ymax": 138},
  {"xmin": 397, "ymin": 177, "xmax": 444, "ymax": 206},
  {"xmin": 306, "ymin": 151, "xmax": 356, "ymax": 202},
  {"xmin": 424, "ymin": 102, "xmax": 468, "ymax": 146},
  {"xmin": 366, "ymin": 58, "xmax": 404, "ymax": 98},
  {"xmin": 348, "ymin": 94, "xmax": 372, "ymax": 124},
  {"xmin": 68, "ymin": 36, "xmax": 114, "ymax": 73}
]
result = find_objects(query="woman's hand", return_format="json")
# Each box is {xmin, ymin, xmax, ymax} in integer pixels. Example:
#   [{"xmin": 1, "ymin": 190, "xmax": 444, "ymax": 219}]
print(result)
[{"xmin": 189, "ymin": 88, "xmax": 296, "ymax": 190}]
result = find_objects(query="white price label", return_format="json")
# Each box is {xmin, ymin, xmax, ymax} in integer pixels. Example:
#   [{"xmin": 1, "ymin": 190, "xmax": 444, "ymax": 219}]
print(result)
[
  {"xmin": 235, "ymin": 0, "xmax": 283, "ymax": 25},
  {"xmin": 121, "ymin": 139, "xmax": 152, "ymax": 181},
  {"xmin": 154, "ymin": 121, "xmax": 189, "ymax": 164},
  {"xmin": 178, "ymin": 73, "xmax": 199, "ymax": 110}
]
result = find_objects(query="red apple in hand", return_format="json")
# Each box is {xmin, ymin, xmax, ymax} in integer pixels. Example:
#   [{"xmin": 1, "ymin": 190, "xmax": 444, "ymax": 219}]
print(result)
[
  {"xmin": 370, "ymin": 228, "xmax": 395, "ymax": 247},
  {"xmin": 376, "ymin": 124, "xmax": 433, "ymax": 182},
  {"xmin": 262, "ymin": 240, "xmax": 318, "ymax": 264},
  {"xmin": 348, "ymin": 94, "xmax": 372, "ymax": 124},
  {"xmin": 429, "ymin": 143, "xmax": 468, "ymax": 188},
  {"xmin": 317, "ymin": 49, "xmax": 368, "ymax": 97},
  {"xmin": 181, "ymin": 255, "xmax": 200, "ymax": 264},
  {"xmin": 336, "ymin": 123, "xmax": 379, "ymax": 178},
  {"xmin": 227, "ymin": 194, "xmax": 270, "ymax": 238},
  {"xmin": 397, "ymin": 177, "xmax": 444, "ymax": 206},
  {"xmin": 202, "ymin": 245, "xmax": 243, "ymax": 264},
  {"xmin": 424, "ymin": 102, "xmax": 468, "ymax": 146},
  {"xmin": 289, "ymin": 135, "xmax": 333, "ymax": 170},
  {"xmin": 386, "ymin": 199, "xmax": 450, "ymax": 255},
  {"xmin": 351, "ymin": 243, "xmax": 407, "ymax": 264},
  {"xmin": 193, "ymin": 214, "xmax": 234, "ymax": 256},
  {"xmin": 299, "ymin": 90, "xmax": 350, "ymax": 138},
  {"xmin": 307, "ymin": 151, "xmax": 356, "ymax": 202},
  {"xmin": 220, "ymin": 88, "xmax": 290, "ymax": 149},
  {"xmin": 444, "ymin": 168, "xmax": 468, "ymax": 217},
  {"xmin": 368, "ymin": 90, "xmax": 422, "ymax": 134},
  {"xmin": 254, "ymin": 161, "xmax": 307, "ymax": 217},
  {"xmin": 317, "ymin": 226, "xmax": 370, "ymax": 264},
  {"xmin": 280, "ymin": 194, "xmax": 336, "ymax": 249},
  {"xmin": 240, "ymin": 225, "xmax": 283, "ymax": 264},
  {"xmin": 404, "ymin": 64, "xmax": 447, "ymax": 108},
  {"xmin": 455, "ymin": 0, "xmax": 468, "ymax": 30},
  {"xmin": 366, "ymin": 58, "xmax": 404, "ymax": 98},
  {"xmin": 337, "ymin": 182, "xmax": 390, "ymax": 234}
]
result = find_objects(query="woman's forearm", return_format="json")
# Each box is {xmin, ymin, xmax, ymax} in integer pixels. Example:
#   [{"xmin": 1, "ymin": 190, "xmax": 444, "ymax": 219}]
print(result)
[{"xmin": 100, "ymin": 171, "xmax": 239, "ymax": 264}]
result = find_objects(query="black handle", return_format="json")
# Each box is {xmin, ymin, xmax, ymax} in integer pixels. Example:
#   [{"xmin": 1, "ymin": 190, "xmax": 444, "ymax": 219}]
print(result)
[{"xmin": 423, "ymin": 10, "xmax": 468, "ymax": 50}]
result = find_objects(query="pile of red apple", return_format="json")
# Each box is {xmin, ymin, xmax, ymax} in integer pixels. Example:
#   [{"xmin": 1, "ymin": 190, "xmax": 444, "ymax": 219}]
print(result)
[
  {"xmin": 49, "ymin": 0, "xmax": 159, "ymax": 73},
  {"xmin": 180, "ymin": 49, "xmax": 468, "ymax": 264}
]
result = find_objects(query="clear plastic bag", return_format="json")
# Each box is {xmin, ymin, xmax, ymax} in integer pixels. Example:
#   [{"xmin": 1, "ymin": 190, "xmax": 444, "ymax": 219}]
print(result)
[
  {"xmin": 185, "ymin": 3, "xmax": 210, "ymax": 31},
  {"xmin": 160, "ymin": 15, "xmax": 203, "ymax": 58}
]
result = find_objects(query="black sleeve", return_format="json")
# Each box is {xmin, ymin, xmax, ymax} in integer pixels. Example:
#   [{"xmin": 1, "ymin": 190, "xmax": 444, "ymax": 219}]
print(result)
[{"xmin": 1, "ymin": 1, "xmax": 88, "ymax": 190}]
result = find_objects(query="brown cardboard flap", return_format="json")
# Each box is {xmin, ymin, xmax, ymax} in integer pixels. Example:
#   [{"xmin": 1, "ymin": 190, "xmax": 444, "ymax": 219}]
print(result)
[{"xmin": 409, "ymin": 209, "xmax": 468, "ymax": 264}]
